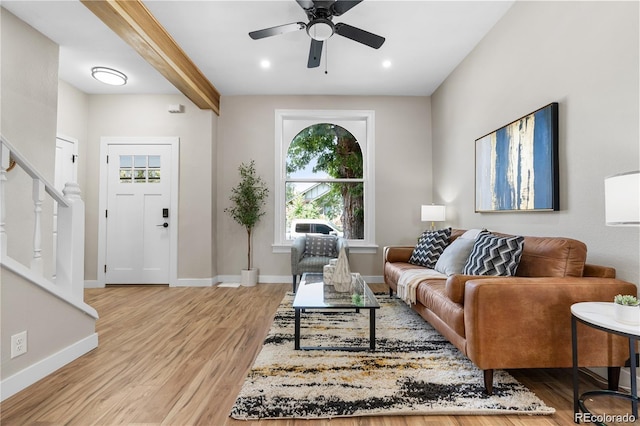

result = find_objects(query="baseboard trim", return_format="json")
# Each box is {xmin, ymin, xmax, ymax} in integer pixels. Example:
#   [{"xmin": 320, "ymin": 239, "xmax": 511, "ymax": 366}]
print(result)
[
  {"xmin": 84, "ymin": 280, "xmax": 103, "ymax": 288},
  {"xmin": 0, "ymin": 333, "xmax": 98, "ymax": 402},
  {"xmin": 589, "ymin": 367, "xmax": 640, "ymax": 397},
  {"xmin": 86, "ymin": 275, "xmax": 385, "ymax": 287},
  {"xmin": 215, "ymin": 275, "xmax": 385, "ymax": 285},
  {"xmin": 174, "ymin": 278, "xmax": 214, "ymax": 287}
]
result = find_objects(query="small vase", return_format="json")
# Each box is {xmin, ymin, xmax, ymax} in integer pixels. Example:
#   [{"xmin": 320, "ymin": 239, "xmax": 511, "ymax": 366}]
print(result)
[
  {"xmin": 331, "ymin": 247, "xmax": 351, "ymax": 292},
  {"xmin": 614, "ymin": 303, "xmax": 640, "ymax": 325}
]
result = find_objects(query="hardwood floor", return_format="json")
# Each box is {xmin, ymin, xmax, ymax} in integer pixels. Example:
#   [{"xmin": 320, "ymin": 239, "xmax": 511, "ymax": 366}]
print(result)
[{"xmin": 1, "ymin": 283, "xmax": 634, "ymax": 425}]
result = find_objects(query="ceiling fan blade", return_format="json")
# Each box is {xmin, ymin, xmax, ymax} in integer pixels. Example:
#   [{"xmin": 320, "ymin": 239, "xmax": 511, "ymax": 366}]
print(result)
[
  {"xmin": 334, "ymin": 22, "xmax": 385, "ymax": 49},
  {"xmin": 331, "ymin": 0, "xmax": 363, "ymax": 16},
  {"xmin": 249, "ymin": 22, "xmax": 305, "ymax": 40},
  {"xmin": 296, "ymin": 0, "xmax": 315, "ymax": 11},
  {"xmin": 307, "ymin": 39, "xmax": 323, "ymax": 68}
]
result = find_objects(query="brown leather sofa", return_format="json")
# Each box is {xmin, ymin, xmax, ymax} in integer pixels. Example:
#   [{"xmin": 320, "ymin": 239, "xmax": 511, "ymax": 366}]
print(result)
[{"xmin": 383, "ymin": 229, "xmax": 638, "ymax": 394}]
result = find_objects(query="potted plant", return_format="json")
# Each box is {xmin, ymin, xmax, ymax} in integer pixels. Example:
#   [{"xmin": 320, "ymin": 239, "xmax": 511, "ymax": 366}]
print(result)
[
  {"xmin": 613, "ymin": 294, "xmax": 640, "ymax": 325},
  {"xmin": 225, "ymin": 160, "xmax": 269, "ymax": 286}
]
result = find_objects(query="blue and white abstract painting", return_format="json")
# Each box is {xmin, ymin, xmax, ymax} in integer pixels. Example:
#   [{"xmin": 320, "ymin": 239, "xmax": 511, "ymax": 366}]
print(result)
[{"xmin": 475, "ymin": 103, "xmax": 558, "ymax": 212}]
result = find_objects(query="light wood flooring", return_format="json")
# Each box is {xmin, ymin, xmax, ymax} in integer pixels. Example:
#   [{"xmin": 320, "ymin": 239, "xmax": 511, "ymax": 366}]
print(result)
[{"xmin": 1, "ymin": 283, "xmax": 634, "ymax": 425}]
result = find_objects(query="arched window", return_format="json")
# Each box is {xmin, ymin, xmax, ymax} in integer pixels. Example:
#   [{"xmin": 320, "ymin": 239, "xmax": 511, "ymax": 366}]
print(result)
[
  {"xmin": 274, "ymin": 110, "xmax": 376, "ymax": 252},
  {"xmin": 286, "ymin": 123, "xmax": 363, "ymax": 239}
]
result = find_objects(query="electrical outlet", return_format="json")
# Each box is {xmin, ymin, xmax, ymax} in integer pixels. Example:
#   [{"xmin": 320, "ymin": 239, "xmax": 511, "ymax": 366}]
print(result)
[{"xmin": 11, "ymin": 331, "xmax": 27, "ymax": 358}]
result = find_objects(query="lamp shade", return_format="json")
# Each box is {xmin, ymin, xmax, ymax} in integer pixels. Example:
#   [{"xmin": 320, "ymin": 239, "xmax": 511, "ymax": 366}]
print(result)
[
  {"xmin": 605, "ymin": 171, "xmax": 640, "ymax": 226},
  {"xmin": 421, "ymin": 205, "xmax": 446, "ymax": 222}
]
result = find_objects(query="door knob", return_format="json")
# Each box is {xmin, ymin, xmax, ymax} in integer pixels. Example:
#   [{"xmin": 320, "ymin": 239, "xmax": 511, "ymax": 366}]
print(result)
[{"xmin": 157, "ymin": 222, "xmax": 169, "ymax": 228}]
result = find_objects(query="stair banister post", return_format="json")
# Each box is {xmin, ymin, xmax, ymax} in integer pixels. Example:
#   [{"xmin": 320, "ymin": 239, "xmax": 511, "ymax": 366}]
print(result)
[
  {"xmin": 31, "ymin": 178, "xmax": 45, "ymax": 273},
  {"xmin": 56, "ymin": 182, "xmax": 85, "ymax": 299},
  {"xmin": 0, "ymin": 143, "xmax": 8, "ymax": 257}
]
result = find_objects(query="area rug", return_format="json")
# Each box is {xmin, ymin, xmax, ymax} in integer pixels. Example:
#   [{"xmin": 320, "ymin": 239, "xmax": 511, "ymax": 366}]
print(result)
[{"xmin": 230, "ymin": 292, "xmax": 555, "ymax": 419}]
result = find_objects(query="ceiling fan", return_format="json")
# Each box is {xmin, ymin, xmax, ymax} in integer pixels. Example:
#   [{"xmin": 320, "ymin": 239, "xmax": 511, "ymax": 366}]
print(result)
[{"xmin": 249, "ymin": 0, "xmax": 385, "ymax": 68}]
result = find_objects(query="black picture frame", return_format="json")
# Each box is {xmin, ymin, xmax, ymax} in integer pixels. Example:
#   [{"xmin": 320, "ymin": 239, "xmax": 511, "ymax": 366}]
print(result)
[{"xmin": 475, "ymin": 102, "xmax": 559, "ymax": 212}]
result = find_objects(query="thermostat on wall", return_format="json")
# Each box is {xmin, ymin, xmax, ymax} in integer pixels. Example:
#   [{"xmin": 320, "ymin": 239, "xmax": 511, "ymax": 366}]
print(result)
[{"xmin": 168, "ymin": 104, "xmax": 184, "ymax": 113}]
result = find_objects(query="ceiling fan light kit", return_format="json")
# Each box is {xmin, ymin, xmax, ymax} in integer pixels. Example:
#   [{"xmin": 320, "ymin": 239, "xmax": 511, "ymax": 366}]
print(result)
[
  {"xmin": 249, "ymin": 0, "xmax": 385, "ymax": 68},
  {"xmin": 307, "ymin": 18, "xmax": 334, "ymax": 41}
]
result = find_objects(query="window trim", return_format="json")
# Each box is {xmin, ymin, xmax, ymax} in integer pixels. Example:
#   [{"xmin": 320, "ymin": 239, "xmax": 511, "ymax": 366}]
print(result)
[{"xmin": 273, "ymin": 109, "xmax": 377, "ymax": 253}]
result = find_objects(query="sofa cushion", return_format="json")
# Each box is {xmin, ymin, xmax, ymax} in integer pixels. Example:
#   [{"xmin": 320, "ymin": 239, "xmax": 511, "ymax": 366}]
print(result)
[
  {"xmin": 408, "ymin": 228, "xmax": 451, "ymax": 268},
  {"xmin": 515, "ymin": 236, "xmax": 587, "ymax": 277},
  {"xmin": 462, "ymin": 233, "xmax": 524, "ymax": 276},
  {"xmin": 434, "ymin": 237, "xmax": 476, "ymax": 276},
  {"xmin": 304, "ymin": 234, "xmax": 337, "ymax": 257}
]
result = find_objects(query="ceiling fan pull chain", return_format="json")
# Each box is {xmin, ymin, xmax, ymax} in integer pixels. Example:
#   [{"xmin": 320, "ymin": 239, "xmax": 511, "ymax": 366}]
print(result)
[{"xmin": 324, "ymin": 40, "xmax": 329, "ymax": 74}]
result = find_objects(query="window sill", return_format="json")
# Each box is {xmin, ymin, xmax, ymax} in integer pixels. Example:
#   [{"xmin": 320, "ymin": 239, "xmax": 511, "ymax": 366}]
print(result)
[{"xmin": 272, "ymin": 243, "xmax": 379, "ymax": 254}]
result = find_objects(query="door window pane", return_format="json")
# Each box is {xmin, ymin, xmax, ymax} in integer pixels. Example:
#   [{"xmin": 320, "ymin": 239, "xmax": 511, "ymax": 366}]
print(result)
[{"xmin": 118, "ymin": 154, "xmax": 162, "ymax": 184}]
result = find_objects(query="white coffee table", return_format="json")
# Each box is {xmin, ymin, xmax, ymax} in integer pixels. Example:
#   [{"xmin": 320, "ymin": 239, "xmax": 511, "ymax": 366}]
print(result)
[{"xmin": 571, "ymin": 302, "xmax": 639, "ymax": 423}]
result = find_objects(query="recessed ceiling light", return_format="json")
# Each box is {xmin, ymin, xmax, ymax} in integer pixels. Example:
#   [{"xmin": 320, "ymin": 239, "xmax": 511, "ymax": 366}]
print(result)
[
  {"xmin": 91, "ymin": 67, "xmax": 127, "ymax": 86},
  {"xmin": 260, "ymin": 60, "xmax": 271, "ymax": 69},
  {"xmin": 382, "ymin": 60, "xmax": 392, "ymax": 69}
]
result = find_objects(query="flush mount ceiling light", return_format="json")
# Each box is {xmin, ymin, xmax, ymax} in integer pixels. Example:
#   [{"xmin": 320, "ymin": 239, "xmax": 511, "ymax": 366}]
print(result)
[{"xmin": 91, "ymin": 67, "xmax": 127, "ymax": 86}]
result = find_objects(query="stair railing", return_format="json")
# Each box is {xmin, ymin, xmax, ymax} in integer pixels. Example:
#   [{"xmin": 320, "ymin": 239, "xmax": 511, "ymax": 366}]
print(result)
[{"xmin": 1, "ymin": 135, "xmax": 86, "ymax": 303}]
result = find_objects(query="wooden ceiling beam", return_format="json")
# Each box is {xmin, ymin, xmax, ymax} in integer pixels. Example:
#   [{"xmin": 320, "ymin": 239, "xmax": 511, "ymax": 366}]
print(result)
[{"xmin": 81, "ymin": 0, "xmax": 220, "ymax": 115}]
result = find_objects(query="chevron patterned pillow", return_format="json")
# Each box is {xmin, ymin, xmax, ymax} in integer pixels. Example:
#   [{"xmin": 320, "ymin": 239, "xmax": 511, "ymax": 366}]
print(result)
[
  {"xmin": 462, "ymin": 233, "xmax": 525, "ymax": 276},
  {"xmin": 408, "ymin": 228, "xmax": 451, "ymax": 268}
]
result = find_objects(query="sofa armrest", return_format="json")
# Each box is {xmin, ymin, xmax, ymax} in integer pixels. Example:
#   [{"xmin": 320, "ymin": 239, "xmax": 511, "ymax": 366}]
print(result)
[
  {"xmin": 383, "ymin": 246, "xmax": 415, "ymax": 263},
  {"xmin": 445, "ymin": 274, "xmax": 488, "ymax": 304},
  {"xmin": 463, "ymin": 277, "xmax": 637, "ymax": 370},
  {"xmin": 583, "ymin": 263, "xmax": 616, "ymax": 278},
  {"xmin": 291, "ymin": 236, "xmax": 306, "ymax": 266}
]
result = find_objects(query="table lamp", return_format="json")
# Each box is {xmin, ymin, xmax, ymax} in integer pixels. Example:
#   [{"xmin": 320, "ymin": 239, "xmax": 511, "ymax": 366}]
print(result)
[
  {"xmin": 605, "ymin": 171, "xmax": 640, "ymax": 226},
  {"xmin": 421, "ymin": 204, "xmax": 446, "ymax": 231}
]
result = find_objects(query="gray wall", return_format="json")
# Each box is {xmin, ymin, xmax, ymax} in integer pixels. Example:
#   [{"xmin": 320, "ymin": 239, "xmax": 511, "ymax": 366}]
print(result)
[
  {"xmin": 84, "ymin": 94, "xmax": 217, "ymax": 281},
  {"xmin": 431, "ymin": 1, "xmax": 639, "ymax": 284},
  {"xmin": 217, "ymin": 96, "xmax": 432, "ymax": 278}
]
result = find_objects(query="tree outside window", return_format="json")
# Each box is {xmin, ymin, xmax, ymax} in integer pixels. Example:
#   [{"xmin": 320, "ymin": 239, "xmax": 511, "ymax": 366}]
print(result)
[{"xmin": 286, "ymin": 123, "xmax": 364, "ymax": 239}]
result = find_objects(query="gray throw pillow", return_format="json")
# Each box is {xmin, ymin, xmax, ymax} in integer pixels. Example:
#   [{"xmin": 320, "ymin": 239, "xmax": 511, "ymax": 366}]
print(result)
[
  {"xmin": 304, "ymin": 234, "xmax": 337, "ymax": 257},
  {"xmin": 434, "ymin": 237, "xmax": 476, "ymax": 276}
]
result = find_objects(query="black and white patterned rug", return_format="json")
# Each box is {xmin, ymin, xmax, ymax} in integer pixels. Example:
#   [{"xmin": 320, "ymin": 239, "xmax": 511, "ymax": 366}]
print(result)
[{"xmin": 230, "ymin": 292, "xmax": 555, "ymax": 419}]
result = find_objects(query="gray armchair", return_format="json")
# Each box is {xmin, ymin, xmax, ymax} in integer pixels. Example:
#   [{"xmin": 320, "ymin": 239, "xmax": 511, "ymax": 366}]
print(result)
[{"xmin": 291, "ymin": 234, "xmax": 349, "ymax": 292}]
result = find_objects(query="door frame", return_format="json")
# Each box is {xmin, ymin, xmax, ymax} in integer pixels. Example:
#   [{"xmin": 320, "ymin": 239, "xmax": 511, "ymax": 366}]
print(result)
[
  {"xmin": 55, "ymin": 134, "xmax": 79, "ymax": 186},
  {"xmin": 96, "ymin": 137, "xmax": 180, "ymax": 287},
  {"xmin": 53, "ymin": 134, "xmax": 78, "ymax": 281}
]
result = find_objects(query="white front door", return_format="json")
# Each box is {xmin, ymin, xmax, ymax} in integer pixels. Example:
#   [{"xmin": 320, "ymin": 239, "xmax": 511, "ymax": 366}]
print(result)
[{"xmin": 105, "ymin": 144, "xmax": 173, "ymax": 284}]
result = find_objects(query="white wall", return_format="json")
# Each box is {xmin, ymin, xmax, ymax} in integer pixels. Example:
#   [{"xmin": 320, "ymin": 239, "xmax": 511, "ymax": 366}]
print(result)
[
  {"xmin": 84, "ymin": 94, "xmax": 216, "ymax": 281},
  {"xmin": 1, "ymin": 8, "xmax": 96, "ymax": 393},
  {"xmin": 1, "ymin": 8, "xmax": 57, "ymax": 272},
  {"xmin": 432, "ymin": 1, "xmax": 639, "ymax": 285},
  {"xmin": 217, "ymin": 96, "xmax": 432, "ymax": 279}
]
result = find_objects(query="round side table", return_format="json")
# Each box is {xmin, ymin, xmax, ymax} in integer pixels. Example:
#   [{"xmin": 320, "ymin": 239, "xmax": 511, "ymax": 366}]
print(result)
[{"xmin": 571, "ymin": 302, "xmax": 639, "ymax": 425}]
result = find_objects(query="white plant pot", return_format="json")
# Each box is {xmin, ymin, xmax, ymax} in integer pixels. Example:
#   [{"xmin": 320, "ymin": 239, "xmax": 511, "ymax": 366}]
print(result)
[
  {"xmin": 241, "ymin": 269, "xmax": 258, "ymax": 287},
  {"xmin": 614, "ymin": 303, "xmax": 640, "ymax": 325}
]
